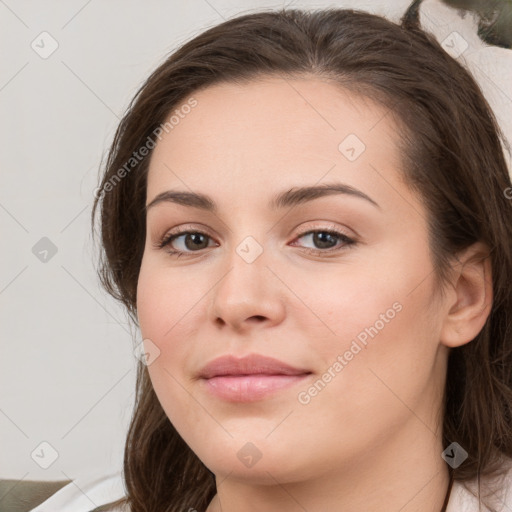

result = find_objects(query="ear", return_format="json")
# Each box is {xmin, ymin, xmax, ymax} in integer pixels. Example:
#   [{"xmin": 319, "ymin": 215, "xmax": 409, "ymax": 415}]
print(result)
[{"xmin": 439, "ymin": 241, "xmax": 493, "ymax": 348}]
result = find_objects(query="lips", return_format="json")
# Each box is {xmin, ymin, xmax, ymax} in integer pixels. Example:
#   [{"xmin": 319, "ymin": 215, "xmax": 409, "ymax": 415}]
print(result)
[
  {"xmin": 197, "ymin": 354, "xmax": 312, "ymax": 402},
  {"xmin": 198, "ymin": 353, "xmax": 311, "ymax": 379}
]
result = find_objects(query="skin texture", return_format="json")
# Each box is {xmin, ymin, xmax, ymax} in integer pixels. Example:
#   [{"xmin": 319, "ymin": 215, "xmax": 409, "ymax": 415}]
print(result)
[{"xmin": 136, "ymin": 77, "xmax": 492, "ymax": 512}]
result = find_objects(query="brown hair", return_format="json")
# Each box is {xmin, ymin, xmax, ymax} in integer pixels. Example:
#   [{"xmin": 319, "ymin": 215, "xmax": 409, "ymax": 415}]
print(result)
[{"xmin": 91, "ymin": 4, "xmax": 512, "ymax": 512}]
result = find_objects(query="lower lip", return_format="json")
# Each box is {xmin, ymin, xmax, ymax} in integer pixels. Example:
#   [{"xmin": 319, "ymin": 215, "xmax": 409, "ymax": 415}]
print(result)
[{"xmin": 201, "ymin": 374, "xmax": 311, "ymax": 402}]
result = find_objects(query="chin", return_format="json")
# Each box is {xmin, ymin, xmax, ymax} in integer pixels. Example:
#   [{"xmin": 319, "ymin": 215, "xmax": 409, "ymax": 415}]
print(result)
[{"xmin": 196, "ymin": 441, "xmax": 317, "ymax": 486}]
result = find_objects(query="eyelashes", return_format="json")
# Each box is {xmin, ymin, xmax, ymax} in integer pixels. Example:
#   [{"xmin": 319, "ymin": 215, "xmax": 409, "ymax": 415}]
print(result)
[
  {"xmin": 157, "ymin": 230, "xmax": 213, "ymax": 256},
  {"xmin": 155, "ymin": 225, "xmax": 357, "ymax": 259}
]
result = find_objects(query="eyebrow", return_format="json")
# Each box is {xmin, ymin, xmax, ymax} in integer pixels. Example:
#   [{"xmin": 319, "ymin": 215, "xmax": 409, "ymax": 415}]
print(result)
[{"xmin": 145, "ymin": 182, "xmax": 381, "ymax": 212}]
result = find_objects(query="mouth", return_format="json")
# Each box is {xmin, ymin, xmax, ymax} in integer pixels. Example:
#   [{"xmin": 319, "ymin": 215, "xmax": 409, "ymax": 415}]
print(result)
[
  {"xmin": 201, "ymin": 373, "xmax": 312, "ymax": 402},
  {"xmin": 198, "ymin": 353, "xmax": 312, "ymax": 402}
]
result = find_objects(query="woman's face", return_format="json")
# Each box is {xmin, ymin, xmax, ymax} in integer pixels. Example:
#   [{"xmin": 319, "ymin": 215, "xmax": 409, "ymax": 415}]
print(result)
[{"xmin": 136, "ymin": 77, "xmax": 450, "ymax": 485}]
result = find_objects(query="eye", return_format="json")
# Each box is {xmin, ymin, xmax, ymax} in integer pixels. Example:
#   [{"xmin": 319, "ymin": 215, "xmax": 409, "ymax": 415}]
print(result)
[
  {"xmin": 291, "ymin": 227, "xmax": 356, "ymax": 255},
  {"xmin": 156, "ymin": 224, "xmax": 357, "ymax": 258},
  {"xmin": 157, "ymin": 229, "xmax": 216, "ymax": 257}
]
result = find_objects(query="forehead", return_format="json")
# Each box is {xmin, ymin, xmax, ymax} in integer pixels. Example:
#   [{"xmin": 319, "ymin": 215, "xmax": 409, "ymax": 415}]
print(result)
[{"xmin": 146, "ymin": 76, "xmax": 406, "ymax": 208}]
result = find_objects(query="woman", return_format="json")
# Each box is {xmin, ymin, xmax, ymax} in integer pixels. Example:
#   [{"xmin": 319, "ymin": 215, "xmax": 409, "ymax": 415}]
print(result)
[{"xmin": 30, "ymin": 2, "xmax": 512, "ymax": 511}]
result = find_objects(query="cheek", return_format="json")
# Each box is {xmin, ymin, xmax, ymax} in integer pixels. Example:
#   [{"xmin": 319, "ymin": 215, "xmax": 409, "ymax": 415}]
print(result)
[
  {"xmin": 287, "ymin": 256, "xmax": 406, "ymax": 359},
  {"xmin": 136, "ymin": 256, "xmax": 206, "ymax": 342},
  {"xmin": 288, "ymin": 279, "xmax": 440, "ymax": 468},
  {"xmin": 292, "ymin": 243, "xmax": 440, "ymax": 404},
  {"xmin": 136, "ymin": 256, "xmax": 209, "ymax": 414}
]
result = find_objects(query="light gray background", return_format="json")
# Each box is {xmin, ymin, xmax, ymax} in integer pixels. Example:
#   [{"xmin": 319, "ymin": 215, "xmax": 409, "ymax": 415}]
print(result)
[{"xmin": 1, "ymin": 0, "xmax": 511, "ymax": 481}]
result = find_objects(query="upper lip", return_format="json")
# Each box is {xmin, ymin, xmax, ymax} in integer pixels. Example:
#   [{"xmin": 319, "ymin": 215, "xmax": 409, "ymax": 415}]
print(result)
[{"xmin": 198, "ymin": 354, "xmax": 311, "ymax": 379}]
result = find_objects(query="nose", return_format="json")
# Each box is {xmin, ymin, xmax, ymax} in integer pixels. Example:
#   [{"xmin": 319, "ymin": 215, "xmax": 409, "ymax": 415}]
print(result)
[{"xmin": 208, "ymin": 241, "xmax": 286, "ymax": 333}]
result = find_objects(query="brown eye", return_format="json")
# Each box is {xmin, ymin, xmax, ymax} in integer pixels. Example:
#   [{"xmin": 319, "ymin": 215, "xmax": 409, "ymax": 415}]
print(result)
[
  {"xmin": 291, "ymin": 229, "xmax": 356, "ymax": 255},
  {"xmin": 159, "ymin": 230, "xmax": 214, "ymax": 254}
]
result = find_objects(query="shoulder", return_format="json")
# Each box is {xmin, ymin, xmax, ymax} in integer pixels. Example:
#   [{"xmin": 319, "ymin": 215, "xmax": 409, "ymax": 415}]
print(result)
[
  {"xmin": 0, "ymin": 470, "xmax": 128, "ymax": 512},
  {"xmin": 447, "ymin": 456, "xmax": 512, "ymax": 512}
]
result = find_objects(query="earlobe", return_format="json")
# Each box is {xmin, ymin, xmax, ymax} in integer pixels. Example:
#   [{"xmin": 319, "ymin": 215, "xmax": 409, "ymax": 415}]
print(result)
[{"xmin": 439, "ymin": 241, "xmax": 493, "ymax": 348}]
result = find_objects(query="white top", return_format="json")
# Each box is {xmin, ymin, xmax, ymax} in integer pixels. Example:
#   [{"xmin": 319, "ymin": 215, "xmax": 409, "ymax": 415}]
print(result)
[
  {"xmin": 29, "ymin": 464, "xmax": 512, "ymax": 512},
  {"xmin": 28, "ymin": 472, "xmax": 127, "ymax": 512}
]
